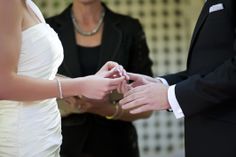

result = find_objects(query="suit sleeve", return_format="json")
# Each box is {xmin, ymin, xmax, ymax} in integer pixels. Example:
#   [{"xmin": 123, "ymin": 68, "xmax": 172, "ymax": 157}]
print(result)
[
  {"xmin": 175, "ymin": 54, "xmax": 236, "ymax": 117},
  {"xmin": 163, "ymin": 71, "xmax": 188, "ymax": 85},
  {"xmin": 164, "ymin": 1, "xmax": 236, "ymax": 117}
]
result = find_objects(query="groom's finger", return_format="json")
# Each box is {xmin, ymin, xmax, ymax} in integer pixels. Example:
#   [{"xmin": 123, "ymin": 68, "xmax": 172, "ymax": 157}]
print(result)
[
  {"xmin": 119, "ymin": 87, "xmax": 144, "ymax": 104},
  {"xmin": 123, "ymin": 85, "xmax": 145, "ymax": 97},
  {"xmin": 127, "ymin": 72, "xmax": 140, "ymax": 80},
  {"xmin": 121, "ymin": 97, "xmax": 145, "ymax": 110},
  {"xmin": 130, "ymin": 104, "xmax": 150, "ymax": 114}
]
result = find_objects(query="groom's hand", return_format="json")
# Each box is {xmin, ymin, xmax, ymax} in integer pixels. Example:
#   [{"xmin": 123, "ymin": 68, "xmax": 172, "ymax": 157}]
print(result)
[
  {"xmin": 128, "ymin": 73, "xmax": 161, "ymax": 88},
  {"xmin": 119, "ymin": 82, "xmax": 171, "ymax": 114}
]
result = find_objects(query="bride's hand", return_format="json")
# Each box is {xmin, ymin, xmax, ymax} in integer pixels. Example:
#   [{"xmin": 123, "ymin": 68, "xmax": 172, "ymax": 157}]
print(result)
[
  {"xmin": 96, "ymin": 61, "xmax": 118, "ymax": 78},
  {"xmin": 79, "ymin": 75, "xmax": 125, "ymax": 100},
  {"xmin": 96, "ymin": 61, "xmax": 129, "ymax": 80}
]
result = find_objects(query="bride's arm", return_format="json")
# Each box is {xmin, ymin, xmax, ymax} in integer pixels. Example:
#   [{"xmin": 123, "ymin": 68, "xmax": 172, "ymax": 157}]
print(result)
[{"xmin": 0, "ymin": 1, "xmax": 124, "ymax": 101}]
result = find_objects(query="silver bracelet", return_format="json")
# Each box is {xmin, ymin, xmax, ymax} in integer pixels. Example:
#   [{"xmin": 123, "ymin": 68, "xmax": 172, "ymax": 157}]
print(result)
[{"xmin": 55, "ymin": 78, "xmax": 63, "ymax": 99}]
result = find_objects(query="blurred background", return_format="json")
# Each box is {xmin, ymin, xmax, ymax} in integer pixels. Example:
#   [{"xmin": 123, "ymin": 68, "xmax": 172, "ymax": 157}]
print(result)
[{"xmin": 35, "ymin": 0, "xmax": 205, "ymax": 157}]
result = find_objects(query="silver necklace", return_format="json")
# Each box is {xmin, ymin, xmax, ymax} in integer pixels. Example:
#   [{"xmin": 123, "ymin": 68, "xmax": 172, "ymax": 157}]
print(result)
[{"xmin": 71, "ymin": 8, "xmax": 105, "ymax": 36}]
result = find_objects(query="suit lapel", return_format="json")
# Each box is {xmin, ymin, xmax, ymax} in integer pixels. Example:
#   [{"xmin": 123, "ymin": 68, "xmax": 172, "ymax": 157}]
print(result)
[
  {"xmin": 56, "ymin": 6, "xmax": 82, "ymax": 77},
  {"xmin": 97, "ymin": 7, "xmax": 122, "ymax": 69},
  {"xmin": 189, "ymin": 3, "xmax": 209, "ymax": 53},
  {"xmin": 187, "ymin": 2, "xmax": 210, "ymax": 66}
]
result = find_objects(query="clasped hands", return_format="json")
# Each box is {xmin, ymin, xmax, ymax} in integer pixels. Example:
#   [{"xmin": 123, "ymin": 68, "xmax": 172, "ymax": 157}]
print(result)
[
  {"xmin": 96, "ymin": 61, "xmax": 171, "ymax": 114},
  {"xmin": 62, "ymin": 61, "xmax": 171, "ymax": 114}
]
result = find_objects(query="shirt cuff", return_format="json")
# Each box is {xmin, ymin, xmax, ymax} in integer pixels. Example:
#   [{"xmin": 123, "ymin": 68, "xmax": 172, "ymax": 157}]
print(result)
[
  {"xmin": 167, "ymin": 85, "xmax": 185, "ymax": 119},
  {"xmin": 156, "ymin": 77, "xmax": 169, "ymax": 86}
]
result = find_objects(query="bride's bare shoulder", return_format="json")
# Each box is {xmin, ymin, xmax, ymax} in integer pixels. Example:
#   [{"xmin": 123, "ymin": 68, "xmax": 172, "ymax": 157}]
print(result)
[
  {"xmin": 0, "ymin": 0, "xmax": 24, "ymax": 11},
  {"xmin": 0, "ymin": 0, "xmax": 23, "ymax": 5},
  {"xmin": 0, "ymin": 0, "xmax": 24, "ymax": 22}
]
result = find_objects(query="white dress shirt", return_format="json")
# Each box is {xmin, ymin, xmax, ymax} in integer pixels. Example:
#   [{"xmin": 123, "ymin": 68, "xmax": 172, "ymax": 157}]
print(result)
[{"xmin": 157, "ymin": 78, "xmax": 184, "ymax": 119}]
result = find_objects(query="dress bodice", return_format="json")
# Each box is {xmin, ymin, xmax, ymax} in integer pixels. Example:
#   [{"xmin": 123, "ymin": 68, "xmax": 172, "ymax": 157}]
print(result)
[
  {"xmin": 19, "ymin": 23, "xmax": 63, "ymax": 79},
  {"xmin": 18, "ymin": 0, "xmax": 64, "ymax": 79}
]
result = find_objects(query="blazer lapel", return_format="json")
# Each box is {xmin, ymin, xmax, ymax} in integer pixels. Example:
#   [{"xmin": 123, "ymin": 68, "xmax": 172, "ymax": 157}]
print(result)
[
  {"xmin": 56, "ymin": 6, "xmax": 82, "ymax": 77},
  {"xmin": 97, "ymin": 7, "xmax": 122, "ymax": 69}
]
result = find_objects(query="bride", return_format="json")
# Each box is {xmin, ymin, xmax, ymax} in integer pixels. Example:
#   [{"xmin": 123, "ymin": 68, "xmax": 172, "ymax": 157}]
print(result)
[{"xmin": 0, "ymin": 0, "xmax": 126, "ymax": 156}]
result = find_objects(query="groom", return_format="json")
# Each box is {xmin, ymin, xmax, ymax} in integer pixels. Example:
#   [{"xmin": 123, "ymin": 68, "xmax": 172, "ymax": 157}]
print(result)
[{"xmin": 120, "ymin": 0, "xmax": 236, "ymax": 157}]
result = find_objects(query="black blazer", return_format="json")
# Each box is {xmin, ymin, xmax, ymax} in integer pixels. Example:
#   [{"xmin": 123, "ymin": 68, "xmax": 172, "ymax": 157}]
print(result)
[
  {"xmin": 47, "ymin": 4, "xmax": 152, "ymax": 157},
  {"xmin": 164, "ymin": 0, "xmax": 236, "ymax": 156}
]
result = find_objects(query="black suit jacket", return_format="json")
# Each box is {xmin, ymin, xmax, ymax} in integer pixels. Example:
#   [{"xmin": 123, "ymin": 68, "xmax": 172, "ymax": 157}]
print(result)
[
  {"xmin": 163, "ymin": 0, "xmax": 236, "ymax": 156},
  {"xmin": 47, "ymin": 4, "xmax": 152, "ymax": 157}
]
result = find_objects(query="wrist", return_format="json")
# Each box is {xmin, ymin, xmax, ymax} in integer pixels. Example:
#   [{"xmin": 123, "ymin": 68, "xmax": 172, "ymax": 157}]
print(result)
[
  {"xmin": 55, "ymin": 78, "xmax": 81, "ymax": 98},
  {"xmin": 55, "ymin": 78, "xmax": 63, "ymax": 99},
  {"xmin": 163, "ymin": 86, "xmax": 171, "ymax": 110},
  {"xmin": 73, "ymin": 77, "xmax": 86, "ymax": 98}
]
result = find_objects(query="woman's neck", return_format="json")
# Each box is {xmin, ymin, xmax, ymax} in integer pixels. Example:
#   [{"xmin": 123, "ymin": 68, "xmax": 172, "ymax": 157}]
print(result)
[{"xmin": 72, "ymin": 1, "xmax": 103, "ymax": 25}]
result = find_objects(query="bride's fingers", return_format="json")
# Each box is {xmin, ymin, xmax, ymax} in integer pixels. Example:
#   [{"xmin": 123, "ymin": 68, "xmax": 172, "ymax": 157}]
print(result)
[
  {"xmin": 104, "ymin": 64, "xmax": 129, "ymax": 80},
  {"xmin": 115, "ymin": 65, "xmax": 123, "ymax": 77},
  {"xmin": 117, "ymin": 80, "xmax": 125, "ymax": 93},
  {"xmin": 116, "ymin": 65, "xmax": 129, "ymax": 80},
  {"xmin": 106, "ymin": 61, "xmax": 119, "ymax": 70},
  {"xmin": 108, "ymin": 76, "xmax": 125, "ymax": 87},
  {"xmin": 103, "ymin": 67, "xmax": 120, "ymax": 78},
  {"xmin": 102, "ymin": 61, "xmax": 119, "ymax": 71},
  {"xmin": 122, "ymin": 69, "xmax": 130, "ymax": 80}
]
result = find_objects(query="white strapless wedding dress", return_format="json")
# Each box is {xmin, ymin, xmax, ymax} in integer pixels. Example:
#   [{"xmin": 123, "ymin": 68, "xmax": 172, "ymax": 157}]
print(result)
[{"xmin": 0, "ymin": 0, "xmax": 64, "ymax": 156}]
